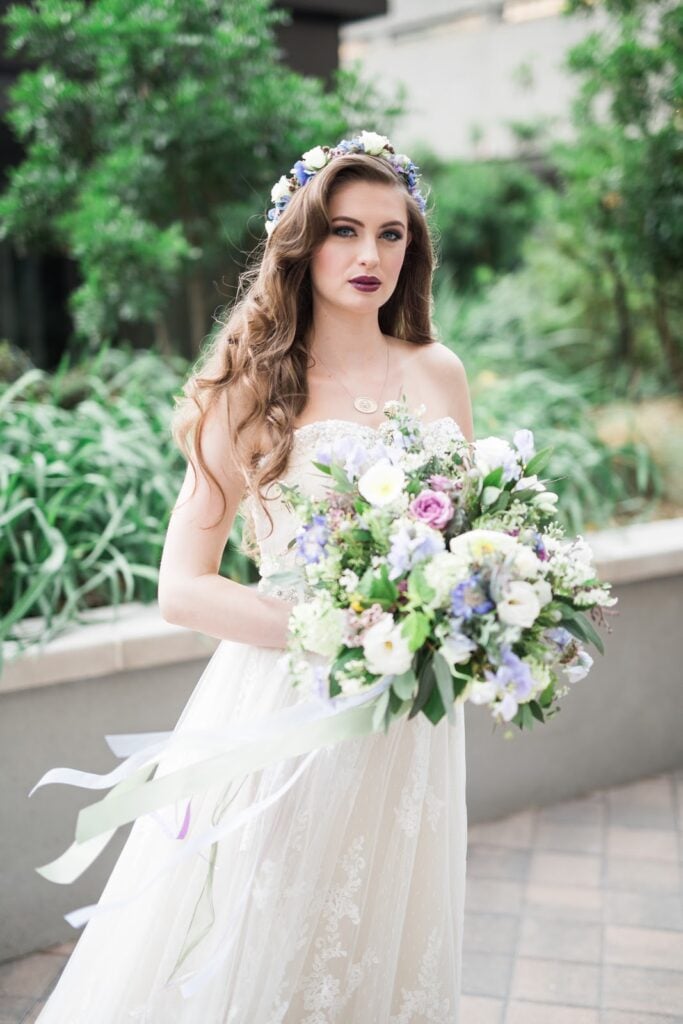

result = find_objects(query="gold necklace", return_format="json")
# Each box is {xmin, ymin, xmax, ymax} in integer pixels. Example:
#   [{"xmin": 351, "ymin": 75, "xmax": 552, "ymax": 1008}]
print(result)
[{"xmin": 312, "ymin": 340, "xmax": 391, "ymax": 415}]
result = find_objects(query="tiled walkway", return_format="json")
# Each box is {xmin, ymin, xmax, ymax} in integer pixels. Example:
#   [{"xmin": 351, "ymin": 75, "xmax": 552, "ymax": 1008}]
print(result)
[{"xmin": 2, "ymin": 768, "xmax": 682, "ymax": 1023}]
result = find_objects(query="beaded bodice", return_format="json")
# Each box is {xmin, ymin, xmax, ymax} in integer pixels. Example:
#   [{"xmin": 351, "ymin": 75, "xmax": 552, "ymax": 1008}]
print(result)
[{"xmin": 245, "ymin": 415, "xmax": 464, "ymax": 603}]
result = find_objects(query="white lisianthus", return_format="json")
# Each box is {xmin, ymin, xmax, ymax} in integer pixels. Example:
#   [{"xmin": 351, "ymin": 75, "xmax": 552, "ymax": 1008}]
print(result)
[
  {"xmin": 481, "ymin": 485, "xmax": 502, "ymax": 507},
  {"xmin": 496, "ymin": 580, "xmax": 541, "ymax": 628},
  {"xmin": 288, "ymin": 598, "xmax": 345, "ymax": 659},
  {"xmin": 265, "ymin": 220, "xmax": 276, "ymax": 237},
  {"xmin": 362, "ymin": 614, "xmax": 413, "ymax": 675},
  {"xmin": 532, "ymin": 577, "xmax": 553, "ymax": 607},
  {"xmin": 440, "ymin": 632, "xmax": 477, "ymax": 667},
  {"xmin": 532, "ymin": 491, "xmax": 559, "ymax": 514},
  {"xmin": 270, "ymin": 175, "xmax": 292, "ymax": 202},
  {"xmin": 358, "ymin": 130, "xmax": 391, "ymax": 155},
  {"xmin": 358, "ymin": 460, "xmax": 405, "ymax": 507},
  {"xmin": 301, "ymin": 145, "xmax": 329, "ymax": 170},
  {"xmin": 449, "ymin": 529, "xmax": 517, "ymax": 561},
  {"xmin": 513, "ymin": 474, "xmax": 544, "ymax": 493}
]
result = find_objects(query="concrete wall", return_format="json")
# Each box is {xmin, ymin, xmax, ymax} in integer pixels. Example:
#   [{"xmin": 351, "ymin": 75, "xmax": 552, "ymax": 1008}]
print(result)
[{"xmin": 340, "ymin": 0, "xmax": 612, "ymax": 159}]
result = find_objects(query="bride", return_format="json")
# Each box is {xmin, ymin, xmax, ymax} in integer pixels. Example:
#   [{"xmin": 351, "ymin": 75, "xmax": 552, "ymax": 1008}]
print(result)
[{"xmin": 34, "ymin": 130, "xmax": 474, "ymax": 1022}]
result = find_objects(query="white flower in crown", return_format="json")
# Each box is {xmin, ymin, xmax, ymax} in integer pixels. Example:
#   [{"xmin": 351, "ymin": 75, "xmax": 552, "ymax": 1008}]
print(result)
[
  {"xmin": 270, "ymin": 175, "xmax": 292, "ymax": 203},
  {"xmin": 358, "ymin": 130, "xmax": 391, "ymax": 155},
  {"xmin": 358, "ymin": 460, "xmax": 405, "ymax": 507},
  {"xmin": 301, "ymin": 145, "xmax": 330, "ymax": 170}
]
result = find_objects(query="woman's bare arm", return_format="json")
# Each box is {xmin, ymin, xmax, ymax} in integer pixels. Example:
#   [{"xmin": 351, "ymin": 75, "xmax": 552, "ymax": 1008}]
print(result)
[{"xmin": 157, "ymin": 393, "xmax": 294, "ymax": 649}]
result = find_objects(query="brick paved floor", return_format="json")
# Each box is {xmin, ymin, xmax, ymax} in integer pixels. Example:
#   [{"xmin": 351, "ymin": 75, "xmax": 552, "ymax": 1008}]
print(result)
[{"xmin": 2, "ymin": 767, "xmax": 682, "ymax": 1023}]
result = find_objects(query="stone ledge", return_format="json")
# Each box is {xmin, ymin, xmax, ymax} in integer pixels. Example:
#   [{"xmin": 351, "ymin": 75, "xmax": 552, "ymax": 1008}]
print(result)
[{"xmin": 2, "ymin": 518, "xmax": 681, "ymax": 696}]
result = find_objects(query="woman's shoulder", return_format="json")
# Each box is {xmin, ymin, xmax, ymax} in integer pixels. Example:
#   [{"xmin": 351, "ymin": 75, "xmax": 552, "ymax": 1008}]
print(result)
[{"xmin": 390, "ymin": 335, "xmax": 467, "ymax": 378}]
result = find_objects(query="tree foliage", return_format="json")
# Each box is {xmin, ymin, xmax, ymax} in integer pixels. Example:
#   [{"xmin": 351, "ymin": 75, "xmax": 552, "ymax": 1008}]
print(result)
[
  {"xmin": 0, "ymin": 0, "xmax": 405, "ymax": 355},
  {"xmin": 551, "ymin": 0, "xmax": 682, "ymax": 382}
]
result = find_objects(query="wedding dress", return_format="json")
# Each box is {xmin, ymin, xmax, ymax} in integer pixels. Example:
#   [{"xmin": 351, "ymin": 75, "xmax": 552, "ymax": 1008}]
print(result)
[{"xmin": 34, "ymin": 415, "xmax": 468, "ymax": 1024}]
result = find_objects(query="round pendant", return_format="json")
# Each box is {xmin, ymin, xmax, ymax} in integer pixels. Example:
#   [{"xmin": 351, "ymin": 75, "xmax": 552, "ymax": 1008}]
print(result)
[{"xmin": 353, "ymin": 396, "xmax": 378, "ymax": 414}]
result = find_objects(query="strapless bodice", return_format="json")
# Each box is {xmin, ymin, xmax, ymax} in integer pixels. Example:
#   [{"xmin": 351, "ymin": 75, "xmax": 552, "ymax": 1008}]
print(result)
[{"xmin": 244, "ymin": 415, "xmax": 464, "ymax": 602}]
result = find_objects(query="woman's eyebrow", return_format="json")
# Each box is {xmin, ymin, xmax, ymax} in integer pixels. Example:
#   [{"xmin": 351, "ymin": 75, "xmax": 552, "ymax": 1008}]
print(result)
[{"xmin": 331, "ymin": 216, "xmax": 406, "ymax": 229}]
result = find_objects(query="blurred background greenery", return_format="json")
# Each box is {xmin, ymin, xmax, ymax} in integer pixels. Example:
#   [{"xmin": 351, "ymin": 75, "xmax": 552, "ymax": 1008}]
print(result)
[{"xmin": 0, "ymin": 0, "xmax": 680, "ymax": 658}]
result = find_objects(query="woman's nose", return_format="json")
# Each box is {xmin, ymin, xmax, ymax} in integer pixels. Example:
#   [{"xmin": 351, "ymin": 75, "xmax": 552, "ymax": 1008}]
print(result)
[{"xmin": 358, "ymin": 238, "xmax": 379, "ymax": 265}]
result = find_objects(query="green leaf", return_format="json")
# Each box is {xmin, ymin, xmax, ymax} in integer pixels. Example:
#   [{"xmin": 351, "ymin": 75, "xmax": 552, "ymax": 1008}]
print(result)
[
  {"xmin": 432, "ymin": 649, "xmax": 456, "ymax": 724},
  {"xmin": 400, "ymin": 611, "xmax": 431, "ymax": 652},
  {"xmin": 408, "ymin": 654, "xmax": 437, "ymax": 720},
  {"xmin": 407, "ymin": 564, "xmax": 436, "ymax": 605},
  {"xmin": 524, "ymin": 445, "xmax": 554, "ymax": 477},
  {"xmin": 392, "ymin": 666, "xmax": 418, "ymax": 700}
]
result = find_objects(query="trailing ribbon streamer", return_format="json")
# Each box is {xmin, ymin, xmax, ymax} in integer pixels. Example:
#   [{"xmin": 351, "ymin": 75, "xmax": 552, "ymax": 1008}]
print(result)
[{"xmin": 30, "ymin": 674, "xmax": 395, "ymax": 887}]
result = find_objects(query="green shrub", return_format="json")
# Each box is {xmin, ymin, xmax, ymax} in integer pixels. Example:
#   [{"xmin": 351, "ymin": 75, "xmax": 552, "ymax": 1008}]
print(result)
[{"xmin": 0, "ymin": 343, "xmax": 257, "ymax": 672}]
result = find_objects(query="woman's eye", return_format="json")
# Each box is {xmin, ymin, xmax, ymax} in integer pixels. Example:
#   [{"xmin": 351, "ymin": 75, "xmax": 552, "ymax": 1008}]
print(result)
[{"xmin": 332, "ymin": 227, "xmax": 403, "ymax": 241}]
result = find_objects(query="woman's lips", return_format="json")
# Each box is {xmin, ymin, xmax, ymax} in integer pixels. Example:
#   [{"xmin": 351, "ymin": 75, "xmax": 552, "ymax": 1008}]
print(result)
[{"xmin": 349, "ymin": 279, "xmax": 381, "ymax": 292}]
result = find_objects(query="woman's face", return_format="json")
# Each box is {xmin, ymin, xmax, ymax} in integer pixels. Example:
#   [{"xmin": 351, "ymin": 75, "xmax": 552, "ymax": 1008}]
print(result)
[{"xmin": 309, "ymin": 180, "xmax": 412, "ymax": 314}]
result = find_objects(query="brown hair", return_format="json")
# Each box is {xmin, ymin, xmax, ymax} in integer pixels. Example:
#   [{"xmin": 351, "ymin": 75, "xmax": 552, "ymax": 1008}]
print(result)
[{"xmin": 170, "ymin": 150, "xmax": 438, "ymax": 562}]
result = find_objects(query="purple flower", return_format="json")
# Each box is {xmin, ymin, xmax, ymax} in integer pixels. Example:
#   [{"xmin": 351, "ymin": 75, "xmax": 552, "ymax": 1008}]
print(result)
[
  {"xmin": 532, "ymin": 531, "xmax": 548, "ymax": 561},
  {"xmin": 295, "ymin": 513, "xmax": 329, "ymax": 564},
  {"xmin": 484, "ymin": 644, "xmax": 534, "ymax": 700},
  {"xmin": 450, "ymin": 573, "xmax": 494, "ymax": 620},
  {"xmin": 387, "ymin": 522, "xmax": 444, "ymax": 579},
  {"xmin": 409, "ymin": 488, "xmax": 454, "ymax": 530}
]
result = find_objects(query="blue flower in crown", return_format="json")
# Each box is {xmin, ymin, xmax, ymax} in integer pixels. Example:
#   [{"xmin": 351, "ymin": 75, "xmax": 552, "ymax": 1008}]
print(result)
[{"xmin": 265, "ymin": 129, "xmax": 427, "ymax": 237}]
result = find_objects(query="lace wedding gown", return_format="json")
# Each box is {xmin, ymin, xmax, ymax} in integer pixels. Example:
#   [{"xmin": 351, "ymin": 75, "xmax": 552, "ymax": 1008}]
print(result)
[{"xmin": 35, "ymin": 416, "xmax": 468, "ymax": 1024}]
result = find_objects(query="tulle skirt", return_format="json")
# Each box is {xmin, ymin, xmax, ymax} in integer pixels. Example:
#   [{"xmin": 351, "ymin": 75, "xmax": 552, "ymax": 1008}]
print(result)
[{"xmin": 35, "ymin": 635, "xmax": 468, "ymax": 1023}]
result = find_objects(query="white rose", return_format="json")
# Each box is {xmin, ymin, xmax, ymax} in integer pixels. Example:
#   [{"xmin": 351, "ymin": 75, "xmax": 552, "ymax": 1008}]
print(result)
[
  {"xmin": 270, "ymin": 174, "xmax": 292, "ymax": 202},
  {"xmin": 358, "ymin": 460, "xmax": 405, "ymax": 507},
  {"xmin": 474, "ymin": 436, "xmax": 517, "ymax": 479},
  {"xmin": 496, "ymin": 580, "xmax": 541, "ymax": 628},
  {"xmin": 301, "ymin": 145, "xmax": 329, "ymax": 170},
  {"xmin": 358, "ymin": 130, "xmax": 391, "ymax": 155},
  {"xmin": 362, "ymin": 614, "xmax": 413, "ymax": 675}
]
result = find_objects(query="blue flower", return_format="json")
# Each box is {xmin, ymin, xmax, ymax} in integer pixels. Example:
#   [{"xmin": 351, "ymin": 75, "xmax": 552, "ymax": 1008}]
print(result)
[
  {"xmin": 292, "ymin": 160, "xmax": 315, "ymax": 186},
  {"xmin": 450, "ymin": 573, "xmax": 495, "ymax": 620}
]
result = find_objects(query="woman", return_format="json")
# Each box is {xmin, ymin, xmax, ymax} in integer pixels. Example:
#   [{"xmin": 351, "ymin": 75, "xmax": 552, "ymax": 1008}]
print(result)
[{"xmin": 35, "ymin": 131, "xmax": 474, "ymax": 1022}]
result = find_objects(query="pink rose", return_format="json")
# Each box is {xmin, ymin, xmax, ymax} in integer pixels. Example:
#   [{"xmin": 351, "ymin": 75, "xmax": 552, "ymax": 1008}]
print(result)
[{"xmin": 408, "ymin": 489, "xmax": 454, "ymax": 530}]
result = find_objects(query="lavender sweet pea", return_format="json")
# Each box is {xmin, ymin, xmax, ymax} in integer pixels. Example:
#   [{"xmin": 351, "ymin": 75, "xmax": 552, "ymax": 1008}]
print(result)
[
  {"xmin": 409, "ymin": 488, "xmax": 454, "ymax": 530},
  {"xmin": 295, "ymin": 513, "xmax": 330, "ymax": 564}
]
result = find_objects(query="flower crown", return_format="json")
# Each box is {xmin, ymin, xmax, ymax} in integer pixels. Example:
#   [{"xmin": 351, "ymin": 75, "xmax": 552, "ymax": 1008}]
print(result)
[{"xmin": 265, "ymin": 129, "xmax": 427, "ymax": 237}]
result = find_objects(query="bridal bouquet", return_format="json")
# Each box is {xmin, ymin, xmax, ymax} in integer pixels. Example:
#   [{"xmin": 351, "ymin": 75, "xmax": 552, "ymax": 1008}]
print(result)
[{"xmin": 271, "ymin": 398, "xmax": 617, "ymax": 734}]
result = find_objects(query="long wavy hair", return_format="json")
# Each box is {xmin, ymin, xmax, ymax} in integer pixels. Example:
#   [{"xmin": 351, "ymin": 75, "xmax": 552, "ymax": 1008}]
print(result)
[{"xmin": 171, "ymin": 150, "xmax": 439, "ymax": 562}]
